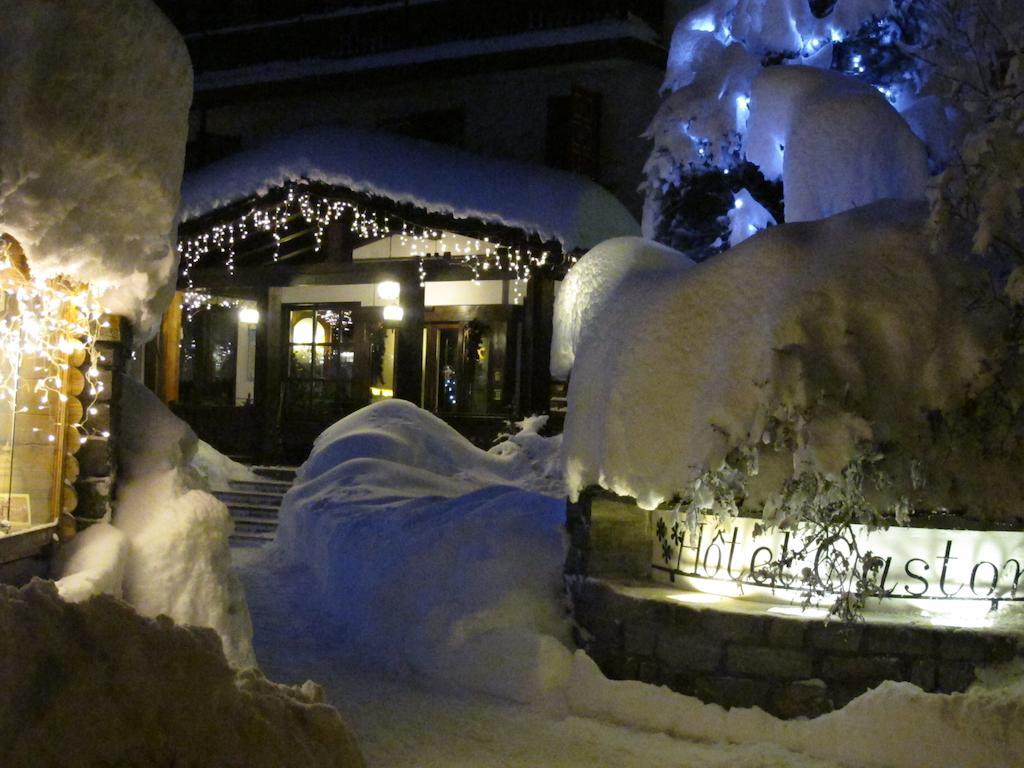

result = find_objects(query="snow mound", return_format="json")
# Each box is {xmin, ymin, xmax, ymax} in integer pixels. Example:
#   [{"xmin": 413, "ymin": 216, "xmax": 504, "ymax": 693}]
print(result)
[
  {"xmin": 193, "ymin": 439, "xmax": 259, "ymax": 491},
  {"xmin": 746, "ymin": 66, "xmax": 928, "ymax": 222},
  {"xmin": 0, "ymin": 0, "xmax": 191, "ymax": 338},
  {"xmin": 179, "ymin": 126, "xmax": 639, "ymax": 251},
  {"xmin": 56, "ymin": 379, "xmax": 255, "ymax": 668},
  {"xmin": 551, "ymin": 237, "xmax": 694, "ymax": 378},
  {"xmin": 563, "ymin": 201, "xmax": 1007, "ymax": 513},
  {"xmin": 0, "ymin": 580, "xmax": 363, "ymax": 768},
  {"xmin": 568, "ymin": 650, "xmax": 1024, "ymax": 768},
  {"xmin": 273, "ymin": 400, "xmax": 571, "ymax": 703}
]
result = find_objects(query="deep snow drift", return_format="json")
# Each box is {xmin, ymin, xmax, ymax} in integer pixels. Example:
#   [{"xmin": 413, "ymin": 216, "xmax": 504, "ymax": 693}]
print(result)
[
  {"xmin": 0, "ymin": 0, "xmax": 191, "ymax": 337},
  {"xmin": 0, "ymin": 580, "xmax": 363, "ymax": 768},
  {"xmin": 56, "ymin": 379, "xmax": 255, "ymax": 668},
  {"xmin": 273, "ymin": 401, "xmax": 571, "ymax": 702},
  {"xmin": 561, "ymin": 202, "xmax": 1012, "ymax": 516}
]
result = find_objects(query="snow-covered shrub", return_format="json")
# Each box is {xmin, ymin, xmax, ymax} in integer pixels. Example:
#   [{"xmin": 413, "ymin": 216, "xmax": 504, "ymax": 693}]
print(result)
[
  {"xmin": 920, "ymin": 0, "xmax": 1024, "ymax": 288},
  {"xmin": 745, "ymin": 65, "xmax": 927, "ymax": 222},
  {"xmin": 0, "ymin": 580, "xmax": 363, "ymax": 768},
  {"xmin": 550, "ymin": 236, "xmax": 694, "ymax": 378},
  {"xmin": 56, "ymin": 379, "xmax": 255, "ymax": 668},
  {"xmin": 0, "ymin": 0, "xmax": 191, "ymax": 338},
  {"xmin": 563, "ymin": 201, "xmax": 1012, "ymax": 520}
]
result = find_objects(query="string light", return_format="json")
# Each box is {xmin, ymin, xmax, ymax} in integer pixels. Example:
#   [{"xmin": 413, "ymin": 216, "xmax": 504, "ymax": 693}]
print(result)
[
  {"xmin": 178, "ymin": 184, "xmax": 568, "ymax": 291},
  {"xmin": 0, "ymin": 238, "xmax": 107, "ymax": 448}
]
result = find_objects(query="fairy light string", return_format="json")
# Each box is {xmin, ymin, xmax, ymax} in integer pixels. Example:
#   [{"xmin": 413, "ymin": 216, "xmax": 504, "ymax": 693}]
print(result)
[
  {"xmin": 178, "ymin": 184, "xmax": 563, "ymax": 289},
  {"xmin": 0, "ymin": 236, "xmax": 106, "ymax": 448}
]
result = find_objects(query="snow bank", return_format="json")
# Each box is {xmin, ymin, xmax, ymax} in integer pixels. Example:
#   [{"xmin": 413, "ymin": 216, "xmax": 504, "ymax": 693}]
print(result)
[
  {"xmin": 0, "ymin": 580, "xmax": 363, "ymax": 768},
  {"xmin": 746, "ymin": 66, "xmax": 928, "ymax": 222},
  {"xmin": 180, "ymin": 126, "xmax": 639, "ymax": 252},
  {"xmin": 55, "ymin": 379, "xmax": 255, "ymax": 666},
  {"xmin": 273, "ymin": 400, "xmax": 571, "ymax": 702},
  {"xmin": 193, "ymin": 439, "xmax": 259, "ymax": 490},
  {"xmin": 563, "ymin": 201, "xmax": 1009, "ymax": 514},
  {"xmin": 0, "ymin": 0, "xmax": 191, "ymax": 338},
  {"xmin": 551, "ymin": 237, "xmax": 693, "ymax": 378},
  {"xmin": 54, "ymin": 524, "xmax": 129, "ymax": 604},
  {"xmin": 567, "ymin": 652, "xmax": 1024, "ymax": 768}
]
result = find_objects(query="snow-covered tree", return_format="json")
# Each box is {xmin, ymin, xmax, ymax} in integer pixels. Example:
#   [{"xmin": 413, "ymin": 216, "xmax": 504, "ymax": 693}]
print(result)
[
  {"xmin": 917, "ymin": 1, "xmax": 1024, "ymax": 293},
  {"xmin": 642, "ymin": 0, "xmax": 948, "ymax": 257}
]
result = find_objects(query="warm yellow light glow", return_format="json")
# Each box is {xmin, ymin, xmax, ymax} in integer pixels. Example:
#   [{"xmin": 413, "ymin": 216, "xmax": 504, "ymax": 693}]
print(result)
[
  {"xmin": 668, "ymin": 592, "xmax": 724, "ymax": 605},
  {"xmin": 376, "ymin": 281, "xmax": 401, "ymax": 301},
  {"xmin": 382, "ymin": 305, "xmax": 404, "ymax": 322},
  {"xmin": 370, "ymin": 387, "xmax": 394, "ymax": 398},
  {"xmin": 767, "ymin": 606, "xmax": 830, "ymax": 619},
  {"xmin": 238, "ymin": 307, "xmax": 260, "ymax": 325},
  {"xmin": 291, "ymin": 317, "xmax": 326, "ymax": 345}
]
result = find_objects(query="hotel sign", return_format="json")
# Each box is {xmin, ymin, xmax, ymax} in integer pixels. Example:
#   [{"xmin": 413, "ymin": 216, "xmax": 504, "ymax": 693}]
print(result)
[{"xmin": 652, "ymin": 511, "xmax": 1024, "ymax": 605}]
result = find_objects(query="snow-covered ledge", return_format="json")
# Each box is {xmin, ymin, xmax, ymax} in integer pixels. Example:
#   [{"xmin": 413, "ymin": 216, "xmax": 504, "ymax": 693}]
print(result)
[{"xmin": 566, "ymin": 488, "xmax": 1023, "ymax": 718}]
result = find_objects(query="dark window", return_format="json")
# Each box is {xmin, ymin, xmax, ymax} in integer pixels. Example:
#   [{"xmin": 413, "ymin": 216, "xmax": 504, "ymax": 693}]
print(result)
[
  {"xmin": 545, "ymin": 86, "xmax": 601, "ymax": 179},
  {"xmin": 185, "ymin": 132, "xmax": 242, "ymax": 172},
  {"xmin": 378, "ymin": 107, "xmax": 465, "ymax": 148},
  {"xmin": 179, "ymin": 306, "xmax": 237, "ymax": 406}
]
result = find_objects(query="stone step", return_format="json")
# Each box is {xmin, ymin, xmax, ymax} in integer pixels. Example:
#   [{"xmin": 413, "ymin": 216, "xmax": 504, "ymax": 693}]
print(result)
[
  {"xmin": 230, "ymin": 529, "xmax": 276, "ymax": 543},
  {"xmin": 214, "ymin": 489, "xmax": 285, "ymax": 507},
  {"xmin": 231, "ymin": 516, "xmax": 279, "ymax": 530},
  {"xmin": 228, "ymin": 479, "xmax": 292, "ymax": 494},
  {"xmin": 226, "ymin": 503, "xmax": 281, "ymax": 519},
  {"xmin": 251, "ymin": 466, "xmax": 299, "ymax": 482}
]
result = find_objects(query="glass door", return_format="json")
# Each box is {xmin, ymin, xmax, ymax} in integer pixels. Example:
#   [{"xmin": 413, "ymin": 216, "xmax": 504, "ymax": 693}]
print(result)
[{"xmin": 283, "ymin": 304, "xmax": 357, "ymax": 422}]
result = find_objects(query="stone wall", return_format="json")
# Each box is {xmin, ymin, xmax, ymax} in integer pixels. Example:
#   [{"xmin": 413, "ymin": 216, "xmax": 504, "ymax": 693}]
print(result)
[
  {"xmin": 566, "ymin": 489, "xmax": 1024, "ymax": 718},
  {"xmin": 569, "ymin": 577, "xmax": 1021, "ymax": 718}
]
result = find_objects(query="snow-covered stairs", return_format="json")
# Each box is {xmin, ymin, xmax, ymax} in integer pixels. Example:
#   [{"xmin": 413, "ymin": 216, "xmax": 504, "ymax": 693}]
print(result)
[{"xmin": 215, "ymin": 467, "xmax": 298, "ymax": 546}]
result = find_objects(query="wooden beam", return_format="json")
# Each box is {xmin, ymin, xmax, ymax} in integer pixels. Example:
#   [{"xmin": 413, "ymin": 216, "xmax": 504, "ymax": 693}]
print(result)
[{"xmin": 158, "ymin": 291, "xmax": 183, "ymax": 404}]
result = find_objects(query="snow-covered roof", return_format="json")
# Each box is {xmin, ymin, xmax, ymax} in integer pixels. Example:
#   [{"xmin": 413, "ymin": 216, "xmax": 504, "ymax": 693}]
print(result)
[{"xmin": 180, "ymin": 126, "xmax": 640, "ymax": 251}]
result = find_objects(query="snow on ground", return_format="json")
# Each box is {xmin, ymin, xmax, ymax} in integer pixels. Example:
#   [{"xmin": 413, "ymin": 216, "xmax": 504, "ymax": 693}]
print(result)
[
  {"xmin": 561, "ymin": 201, "xmax": 1012, "ymax": 517},
  {"xmin": 56, "ymin": 378, "xmax": 256, "ymax": 668},
  {"xmin": 0, "ymin": 0, "xmax": 191, "ymax": 337},
  {"xmin": 237, "ymin": 401, "xmax": 1024, "ymax": 767},
  {"xmin": 193, "ymin": 438, "xmax": 259, "ymax": 490},
  {"xmin": 0, "ymin": 580, "xmax": 363, "ymax": 768},
  {"xmin": 179, "ymin": 125, "xmax": 639, "ymax": 252}
]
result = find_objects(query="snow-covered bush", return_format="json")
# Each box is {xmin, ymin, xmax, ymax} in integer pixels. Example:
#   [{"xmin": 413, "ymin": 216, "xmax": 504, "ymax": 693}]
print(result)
[
  {"xmin": 0, "ymin": 0, "xmax": 191, "ymax": 338},
  {"xmin": 563, "ymin": 201, "xmax": 1013, "ymax": 520},
  {"xmin": 919, "ymin": 0, "xmax": 1024, "ymax": 288},
  {"xmin": 56, "ymin": 379, "xmax": 255, "ymax": 668},
  {"xmin": 550, "ymin": 237, "xmax": 693, "ymax": 378},
  {"xmin": 0, "ymin": 580, "xmax": 363, "ymax": 768}
]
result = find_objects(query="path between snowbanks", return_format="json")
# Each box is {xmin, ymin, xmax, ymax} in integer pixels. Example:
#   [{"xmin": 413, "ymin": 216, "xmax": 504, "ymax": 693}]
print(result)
[{"xmin": 256, "ymin": 400, "xmax": 1024, "ymax": 767}]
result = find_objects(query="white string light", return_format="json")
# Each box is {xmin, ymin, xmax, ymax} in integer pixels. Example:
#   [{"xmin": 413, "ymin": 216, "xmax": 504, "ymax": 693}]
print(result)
[
  {"xmin": 0, "ymin": 239, "xmax": 107, "ymax": 447},
  {"xmin": 178, "ymin": 184, "xmax": 563, "ymax": 291}
]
